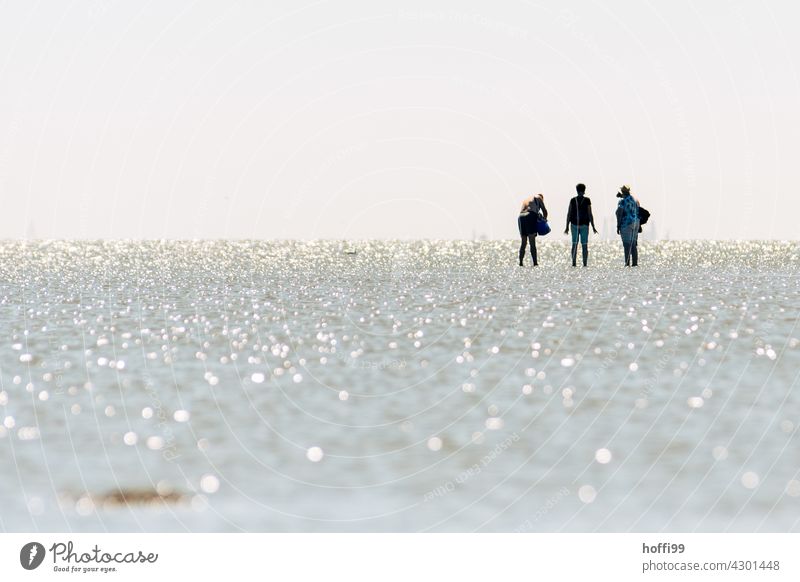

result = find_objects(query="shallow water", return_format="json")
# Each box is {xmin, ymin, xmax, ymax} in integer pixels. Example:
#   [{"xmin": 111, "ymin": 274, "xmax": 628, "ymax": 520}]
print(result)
[{"xmin": 1, "ymin": 240, "xmax": 799, "ymax": 532}]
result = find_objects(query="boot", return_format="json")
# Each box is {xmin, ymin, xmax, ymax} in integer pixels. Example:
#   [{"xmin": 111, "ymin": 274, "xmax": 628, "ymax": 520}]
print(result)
[
  {"xmin": 531, "ymin": 242, "xmax": 538, "ymax": 266},
  {"xmin": 582, "ymin": 244, "xmax": 588, "ymax": 267},
  {"xmin": 571, "ymin": 243, "xmax": 578, "ymax": 267}
]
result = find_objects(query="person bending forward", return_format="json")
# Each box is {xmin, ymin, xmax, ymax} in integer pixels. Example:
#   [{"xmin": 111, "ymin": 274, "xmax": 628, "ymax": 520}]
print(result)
[{"xmin": 518, "ymin": 193, "xmax": 547, "ymax": 266}]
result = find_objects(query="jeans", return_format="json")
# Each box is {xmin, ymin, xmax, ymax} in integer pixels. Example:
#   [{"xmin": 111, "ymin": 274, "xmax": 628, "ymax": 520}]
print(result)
[
  {"xmin": 570, "ymin": 224, "xmax": 589, "ymax": 245},
  {"xmin": 570, "ymin": 224, "xmax": 589, "ymax": 266},
  {"xmin": 620, "ymin": 222, "xmax": 639, "ymax": 266}
]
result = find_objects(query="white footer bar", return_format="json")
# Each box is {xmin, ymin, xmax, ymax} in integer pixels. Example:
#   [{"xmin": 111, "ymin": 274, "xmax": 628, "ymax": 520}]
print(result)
[{"xmin": 1, "ymin": 533, "xmax": 797, "ymax": 581}]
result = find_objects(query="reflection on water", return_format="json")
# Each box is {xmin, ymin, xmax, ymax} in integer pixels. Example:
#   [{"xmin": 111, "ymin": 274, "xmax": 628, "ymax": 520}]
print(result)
[{"xmin": 1, "ymin": 240, "xmax": 799, "ymax": 532}]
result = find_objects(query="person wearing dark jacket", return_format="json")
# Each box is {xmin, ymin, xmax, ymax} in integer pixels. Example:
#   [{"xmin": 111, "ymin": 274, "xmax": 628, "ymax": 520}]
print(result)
[
  {"xmin": 518, "ymin": 193, "xmax": 547, "ymax": 266},
  {"xmin": 563, "ymin": 183, "xmax": 598, "ymax": 267}
]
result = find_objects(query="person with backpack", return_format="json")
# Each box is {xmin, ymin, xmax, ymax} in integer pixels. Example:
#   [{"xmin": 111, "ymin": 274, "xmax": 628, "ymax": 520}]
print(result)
[
  {"xmin": 615, "ymin": 185, "xmax": 640, "ymax": 266},
  {"xmin": 563, "ymin": 183, "xmax": 598, "ymax": 267},
  {"xmin": 518, "ymin": 193, "xmax": 548, "ymax": 266}
]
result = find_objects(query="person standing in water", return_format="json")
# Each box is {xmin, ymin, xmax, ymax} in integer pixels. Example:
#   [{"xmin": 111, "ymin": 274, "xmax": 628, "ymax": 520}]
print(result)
[
  {"xmin": 563, "ymin": 183, "xmax": 598, "ymax": 267},
  {"xmin": 616, "ymin": 185, "xmax": 640, "ymax": 266},
  {"xmin": 518, "ymin": 193, "xmax": 547, "ymax": 266}
]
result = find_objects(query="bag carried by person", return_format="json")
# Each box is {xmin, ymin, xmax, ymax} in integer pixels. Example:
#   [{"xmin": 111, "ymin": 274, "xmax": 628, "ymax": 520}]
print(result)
[
  {"xmin": 537, "ymin": 219, "xmax": 551, "ymax": 236},
  {"xmin": 638, "ymin": 206, "xmax": 651, "ymax": 225},
  {"xmin": 529, "ymin": 196, "xmax": 550, "ymax": 235}
]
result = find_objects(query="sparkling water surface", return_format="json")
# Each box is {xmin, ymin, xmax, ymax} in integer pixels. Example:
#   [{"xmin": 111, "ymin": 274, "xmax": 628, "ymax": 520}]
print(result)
[{"xmin": 1, "ymin": 240, "xmax": 799, "ymax": 532}]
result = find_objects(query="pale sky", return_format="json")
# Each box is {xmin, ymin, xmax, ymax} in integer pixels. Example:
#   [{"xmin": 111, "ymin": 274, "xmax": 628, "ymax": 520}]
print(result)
[{"xmin": 1, "ymin": 0, "xmax": 798, "ymax": 240}]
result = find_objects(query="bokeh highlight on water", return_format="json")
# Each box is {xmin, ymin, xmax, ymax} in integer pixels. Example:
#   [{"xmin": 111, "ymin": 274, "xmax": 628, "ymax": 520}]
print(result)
[{"xmin": 1, "ymin": 240, "xmax": 799, "ymax": 532}]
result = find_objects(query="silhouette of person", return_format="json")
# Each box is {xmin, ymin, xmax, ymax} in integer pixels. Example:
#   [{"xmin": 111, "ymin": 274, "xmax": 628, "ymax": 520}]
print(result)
[
  {"xmin": 564, "ymin": 183, "xmax": 598, "ymax": 266},
  {"xmin": 518, "ymin": 193, "xmax": 547, "ymax": 266},
  {"xmin": 616, "ymin": 185, "xmax": 640, "ymax": 266}
]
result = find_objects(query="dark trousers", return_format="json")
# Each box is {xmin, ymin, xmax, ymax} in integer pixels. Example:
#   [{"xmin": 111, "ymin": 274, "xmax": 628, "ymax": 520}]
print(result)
[{"xmin": 519, "ymin": 234, "xmax": 537, "ymax": 265}]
